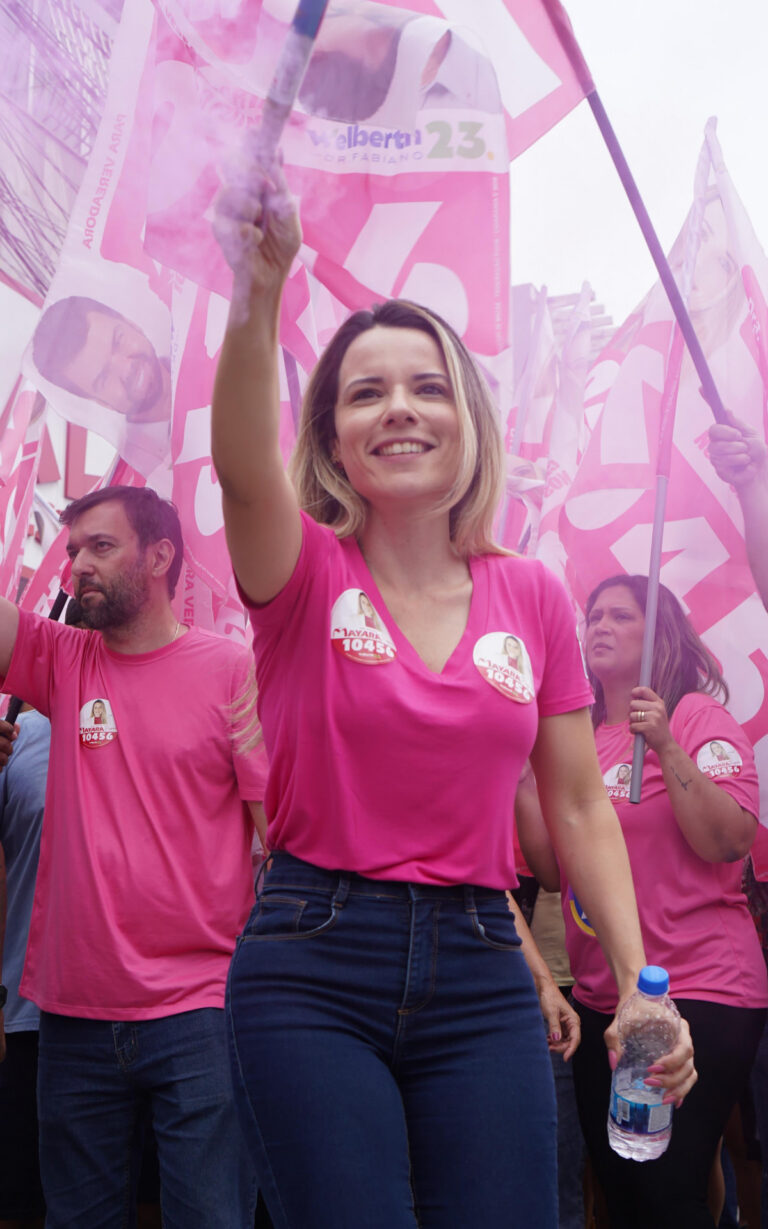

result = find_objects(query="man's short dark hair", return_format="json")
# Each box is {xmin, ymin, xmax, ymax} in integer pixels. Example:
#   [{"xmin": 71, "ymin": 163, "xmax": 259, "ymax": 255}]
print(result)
[
  {"xmin": 61, "ymin": 486, "xmax": 184, "ymax": 597},
  {"xmin": 33, "ymin": 297, "xmax": 121, "ymax": 395}
]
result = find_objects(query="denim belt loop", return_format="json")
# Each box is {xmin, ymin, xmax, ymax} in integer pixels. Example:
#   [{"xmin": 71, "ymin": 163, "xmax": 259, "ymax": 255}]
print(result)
[
  {"xmin": 463, "ymin": 884, "xmax": 477, "ymax": 914},
  {"xmin": 333, "ymin": 872, "xmax": 352, "ymax": 909}
]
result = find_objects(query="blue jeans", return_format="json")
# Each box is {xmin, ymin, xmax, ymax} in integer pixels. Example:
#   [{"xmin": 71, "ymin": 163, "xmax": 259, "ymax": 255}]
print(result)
[
  {"xmin": 37, "ymin": 1007, "xmax": 257, "ymax": 1229},
  {"xmin": 227, "ymin": 851, "xmax": 557, "ymax": 1229},
  {"xmin": 551, "ymin": 1045, "xmax": 585, "ymax": 1229}
]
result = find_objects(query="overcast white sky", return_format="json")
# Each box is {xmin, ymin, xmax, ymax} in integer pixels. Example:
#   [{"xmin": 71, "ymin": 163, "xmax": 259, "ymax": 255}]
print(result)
[{"xmin": 509, "ymin": 0, "xmax": 768, "ymax": 323}]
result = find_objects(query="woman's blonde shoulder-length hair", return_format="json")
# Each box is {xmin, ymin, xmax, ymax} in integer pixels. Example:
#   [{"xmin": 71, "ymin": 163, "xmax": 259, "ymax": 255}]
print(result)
[{"xmin": 289, "ymin": 299, "xmax": 508, "ymax": 559}]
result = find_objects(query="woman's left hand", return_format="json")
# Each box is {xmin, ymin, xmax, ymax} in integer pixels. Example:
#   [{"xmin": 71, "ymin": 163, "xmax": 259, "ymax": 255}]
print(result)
[
  {"xmin": 535, "ymin": 979, "xmax": 581, "ymax": 1061},
  {"xmin": 644, "ymin": 1015, "xmax": 698, "ymax": 1107},
  {"xmin": 604, "ymin": 1011, "xmax": 697, "ymax": 1109},
  {"xmin": 629, "ymin": 686, "xmax": 673, "ymax": 755}
]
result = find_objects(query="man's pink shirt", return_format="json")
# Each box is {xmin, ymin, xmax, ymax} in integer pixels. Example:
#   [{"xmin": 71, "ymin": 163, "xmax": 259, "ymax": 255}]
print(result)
[{"xmin": 2, "ymin": 614, "xmax": 266, "ymax": 1019}]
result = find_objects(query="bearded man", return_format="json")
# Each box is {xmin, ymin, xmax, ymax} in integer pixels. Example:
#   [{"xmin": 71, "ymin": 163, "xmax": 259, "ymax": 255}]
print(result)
[{"xmin": 0, "ymin": 486, "xmax": 266, "ymax": 1229}]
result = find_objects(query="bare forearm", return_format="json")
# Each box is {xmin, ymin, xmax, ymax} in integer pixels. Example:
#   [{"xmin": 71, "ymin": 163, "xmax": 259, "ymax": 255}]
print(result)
[
  {"xmin": 211, "ymin": 287, "xmax": 284, "ymax": 501},
  {"xmin": 531, "ymin": 711, "xmax": 645, "ymax": 1001},
  {"xmin": 212, "ymin": 280, "xmax": 303, "ymax": 602},
  {"xmin": 657, "ymin": 742, "xmax": 755, "ymax": 861},
  {"xmin": 554, "ymin": 799, "xmax": 645, "ymax": 1001}
]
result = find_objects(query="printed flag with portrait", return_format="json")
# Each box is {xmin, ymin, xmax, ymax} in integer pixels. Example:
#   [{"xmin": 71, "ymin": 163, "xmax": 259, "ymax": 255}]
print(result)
[
  {"xmin": 17, "ymin": 0, "xmax": 590, "ymax": 632},
  {"xmin": 559, "ymin": 120, "xmax": 768, "ymax": 826}
]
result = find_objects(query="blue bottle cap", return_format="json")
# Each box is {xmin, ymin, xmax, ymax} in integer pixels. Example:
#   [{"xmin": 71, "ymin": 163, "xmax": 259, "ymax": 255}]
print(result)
[{"xmin": 637, "ymin": 965, "xmax": 669, "ymax": 996}]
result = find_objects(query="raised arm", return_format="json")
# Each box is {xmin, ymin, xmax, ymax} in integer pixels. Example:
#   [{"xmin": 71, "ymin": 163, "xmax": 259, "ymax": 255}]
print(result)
[
  {"xmin": 211, "ymin": 157, "xmax": 304, "ymax": 604},
  {"xmin": 709, "ymin": 415, "xmax": 768, "ymax": 608}
]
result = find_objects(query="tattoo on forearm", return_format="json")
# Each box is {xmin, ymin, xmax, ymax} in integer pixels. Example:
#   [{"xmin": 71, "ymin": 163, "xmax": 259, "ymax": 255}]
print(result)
[{"xmin": 672, "ymin": 768, "xmax": 692, "ymax": 791}]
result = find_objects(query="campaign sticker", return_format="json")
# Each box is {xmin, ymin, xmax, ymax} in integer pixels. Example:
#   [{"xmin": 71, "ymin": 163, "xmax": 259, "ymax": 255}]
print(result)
[
  {"xmin": 568, "ymin": 890, "xmax": 596, "ymax": 938},
  {"xmin": 604, "ymin": 761, "xmax": 632, "ymax": 800},
  {"xmin": 79, "ymin": 697, "xmax": 118, "ymax": 748},
  {"xmin": 473, "ymin": 632, "xmax": 534, "ymax": 703},
  {"xmin": 696, "ymin": 739, "xmax": 742, "ymax": 778},
  {"xmin": 330, "ymin": 589, "xmax": 397, "ymax": 665}
]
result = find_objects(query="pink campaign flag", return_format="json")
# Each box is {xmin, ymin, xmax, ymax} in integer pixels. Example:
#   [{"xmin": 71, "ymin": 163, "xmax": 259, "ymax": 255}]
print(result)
[
  {"xmin": 534, "ymin": 281, "xmax": 594, "ymax": 579},
  {"xmin": 498, "ymin": 287, "xmax": 557, "ymax": 553},
  {"xmin": 0, "ymin": 386, "xmax": 47, "ymax": 603},
  {"xmin": 19, "ymin": 0, "xmax": 589, "ymax": 632},
  {"xmin": 496, "ymin": 283, "xmax": 593, "ymax": 565},
  {"xmin": 558, "ymin": 121, "xmax": 768, "ymax": 826}
]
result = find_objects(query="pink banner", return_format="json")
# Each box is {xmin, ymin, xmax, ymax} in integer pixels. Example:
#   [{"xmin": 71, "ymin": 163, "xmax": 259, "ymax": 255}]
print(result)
[
  {"xmin": 559, "ymin": 125, "xmax": 768, "ymax": 826},
  {"xmin": 497, "ymin": 284, "xmax": 593, "ymax": 564},
  {"xmin": 18, "ymin": 0, "xmax": 587, "ymax": 633},
  {"xmin": 0, "ymin": 387, "xmax": 46, "ymax": 602}
]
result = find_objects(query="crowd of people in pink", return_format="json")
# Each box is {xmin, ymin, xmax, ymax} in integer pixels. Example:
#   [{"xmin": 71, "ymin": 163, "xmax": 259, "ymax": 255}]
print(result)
[{"xmin": 2, "ymin": 148, "xmax": 768, "ymax": 1229}]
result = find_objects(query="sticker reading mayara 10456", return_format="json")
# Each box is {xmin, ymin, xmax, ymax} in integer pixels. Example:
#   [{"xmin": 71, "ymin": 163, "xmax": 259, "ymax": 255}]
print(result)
[
  {"xmin": 696, "ymin": 739, "xmax": 742, "ymax": 778},
  {"xmin": 79, "ymin": 697, "xmax": 118, "ymax": 748},
  {"xmin": 330, "ymin": 589, "xmax": 397, "ymax": 665},
  {"xmin": 472, "ymin": 632, "xmax": 534, "ymax": 703},
  {"xmin": 604, "ymin": 762, "xmax": 633, "ymax": 801}
]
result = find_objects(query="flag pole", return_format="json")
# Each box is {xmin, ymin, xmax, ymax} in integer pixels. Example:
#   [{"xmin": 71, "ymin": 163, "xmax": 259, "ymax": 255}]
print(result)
[
  {"xmin": 587, "ymin": 85, "xmax": 719, "ymax": 798},
  {"xmin": 628, "ymin": 332, "xmax": 682, "ymax": 801},
  {"xmin": 249, "ymin": 0, "xmax": 331, "ymax": 166},
  {"xmin": 627, "ymin": 135, "xmax": 711, "ymax": 801},
  {"xmin": 542, "ymin": 0, "xmax": 728, "ymax": 426},
  {"xmin": 542, "ymin": 1, "xmax": 724, "ymax": 800},
  {"xmin": 248, "ymin": 0, "xmax": 330, "ymax": 416},
  {"xmin": 585, "ymin": 91, "xmax": 728, "ymax": 427}
]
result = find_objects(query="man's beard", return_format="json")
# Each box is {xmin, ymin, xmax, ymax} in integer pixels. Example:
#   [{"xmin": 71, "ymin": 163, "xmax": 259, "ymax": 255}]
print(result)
[{"xmin": 77, "ymin": 562, "xmax": 150, "ymax": 630}]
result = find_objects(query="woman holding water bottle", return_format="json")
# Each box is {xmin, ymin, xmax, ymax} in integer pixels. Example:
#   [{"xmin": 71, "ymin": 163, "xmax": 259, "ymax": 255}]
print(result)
[
  {"xmin": 210, "ymin": 154, "xmax": 697, "ymax": 1229},
  {"xmin": 520, "ymin": 574, "xmax": 767, "ymax": 1228}
]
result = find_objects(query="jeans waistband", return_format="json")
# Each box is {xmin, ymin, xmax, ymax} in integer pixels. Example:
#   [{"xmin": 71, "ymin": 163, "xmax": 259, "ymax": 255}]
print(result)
[{"xmin": 261, "ymin": 851, "xmax": 507, "ymax": 908}]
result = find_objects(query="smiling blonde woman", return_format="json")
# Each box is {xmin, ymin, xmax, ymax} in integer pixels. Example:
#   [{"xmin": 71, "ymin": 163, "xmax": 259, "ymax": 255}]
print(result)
[{"xmin": 210, "ymin": 158, "xmax": 696, "ymax": 1229}]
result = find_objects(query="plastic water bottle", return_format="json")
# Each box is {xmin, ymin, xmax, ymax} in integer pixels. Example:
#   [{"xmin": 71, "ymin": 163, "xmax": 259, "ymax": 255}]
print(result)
[{"xmin": 607, "ymin": 965, "xmax": 681, "ymax": 1161}]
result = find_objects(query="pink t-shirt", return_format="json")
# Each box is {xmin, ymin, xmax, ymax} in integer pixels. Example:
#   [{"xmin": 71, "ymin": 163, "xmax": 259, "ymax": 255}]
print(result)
[
  {"xmin": 2, "ymin": 613, "xmax": 267, "ymax": 1020},
  {"xmin": 245, "ymin": 512, "xmax": 593, "ymax": 888},
  {"xmin": 563, "ymin": 691, "xmax": 768, "ymax": 1012}
]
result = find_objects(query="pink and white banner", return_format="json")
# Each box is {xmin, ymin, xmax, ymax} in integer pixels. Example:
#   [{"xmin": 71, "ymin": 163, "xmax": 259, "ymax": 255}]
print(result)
[
  {"xmin": 0, "ymin": 386, "xmax": 46, "ymax": 603},
  {"xmin": 497, "ymin": 282, "xmax": 593, "ymax": 562},
  {"xmin": 18, "ymin": 0, "xmax": 588, "ymax": 634},
  {"xmin": 559, "ymin": 120, "xmax": 768, "ymax": 826}
]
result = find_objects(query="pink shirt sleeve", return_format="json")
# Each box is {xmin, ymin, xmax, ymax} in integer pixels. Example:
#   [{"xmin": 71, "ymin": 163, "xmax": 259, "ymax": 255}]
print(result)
[
  {"xmin": 1, "ymin": 611, "xmax": 79, "ymax": 717},
  {"xmin": 226, "ymin": 646, "xmax": 270, "ymax": 802},
  {"xmin": 238, "ymin": 512, "xmax": 334, "ymax": 631},
  {"xmin": 234, "ymin": 741, "xmax": 269, "ymax": 802},
  {"xmin": 534, "ymin": 564, "xmax": 593, "ymax": 717},
  {"xmin": 671, "ymin": 691, "xmax": 759, "ymax": 818}
]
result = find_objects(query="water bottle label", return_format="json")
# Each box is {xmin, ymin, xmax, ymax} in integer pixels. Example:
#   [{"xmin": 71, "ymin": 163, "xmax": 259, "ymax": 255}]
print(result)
[{"xmin": 610, "ymin": 1087, "xmax": 672, "ymax": 1137}]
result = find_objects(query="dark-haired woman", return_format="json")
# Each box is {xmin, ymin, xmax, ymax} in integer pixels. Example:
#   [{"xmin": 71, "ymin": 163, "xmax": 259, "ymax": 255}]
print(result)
[
  {"xmin": 521, "ymin": 574, "xmax": 766, "ymax": 1229},
  {"xmin": 210, "ymin": 164, "xmax": 695, "ymax": 1229}
]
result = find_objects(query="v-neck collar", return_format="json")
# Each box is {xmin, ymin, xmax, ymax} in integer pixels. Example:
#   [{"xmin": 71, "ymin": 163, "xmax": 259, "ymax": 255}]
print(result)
[{"xmin": 345, "ymin": 538, "xmax": 488, "ymax": 678}]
